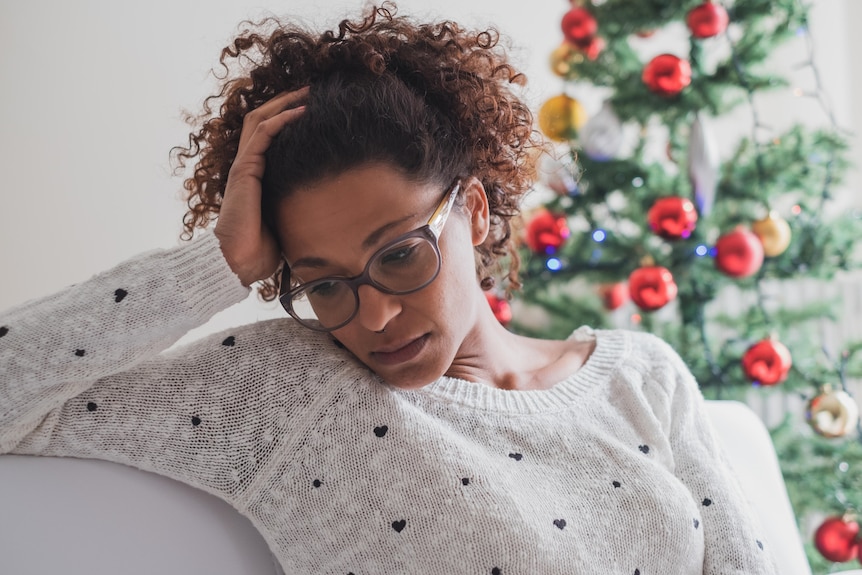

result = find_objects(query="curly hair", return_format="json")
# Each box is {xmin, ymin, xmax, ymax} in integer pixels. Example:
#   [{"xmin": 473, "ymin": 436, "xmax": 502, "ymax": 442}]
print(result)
[{"xmin": 172, "ymin": 2, "xmax": 543, "ymax": 301}]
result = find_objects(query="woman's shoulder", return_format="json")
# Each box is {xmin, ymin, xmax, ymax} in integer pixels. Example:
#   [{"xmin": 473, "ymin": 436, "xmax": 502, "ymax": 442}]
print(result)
[
  {"xmin": 583, "ymin": 327, "xmax": 689, "ymax": 385},
  {"xmin": 589, "ymin": 327, "xmax": 681, "ymax": 361},
  {"xmin": 162, "ymin": 317, "xmax": 365, "ymax": 379}
]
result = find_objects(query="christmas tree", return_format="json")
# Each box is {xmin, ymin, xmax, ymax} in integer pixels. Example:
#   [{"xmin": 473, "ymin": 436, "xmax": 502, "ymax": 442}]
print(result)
[{"xmin": 503, "ymin": 0, "xmax": 862, "ymax": 571}]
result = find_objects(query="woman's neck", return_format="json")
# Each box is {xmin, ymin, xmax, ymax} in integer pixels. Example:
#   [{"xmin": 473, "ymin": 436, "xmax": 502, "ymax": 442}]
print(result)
[{"xmin": 444, "ymin": 308, "xmax": 594, "ymax": 391}]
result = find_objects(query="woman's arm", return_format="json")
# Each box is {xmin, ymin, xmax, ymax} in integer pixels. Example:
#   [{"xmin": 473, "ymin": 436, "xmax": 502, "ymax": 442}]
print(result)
[
  {"xmin": 0, "ymin": 234, "xmax": 250, "ymax": 455},
  {"xmin": 644, "ymin": 334, "xmax": 781, "ymax": 574},
  {"xmin": 2, "ymin": 86, "xmax": 310, "ymax": 455}
]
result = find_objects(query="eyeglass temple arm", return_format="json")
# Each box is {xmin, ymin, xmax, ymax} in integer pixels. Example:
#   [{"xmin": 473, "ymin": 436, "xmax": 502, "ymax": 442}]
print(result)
[{"xmin": 428, "ymin": 180, "xmax": 461, "ymax": 238}]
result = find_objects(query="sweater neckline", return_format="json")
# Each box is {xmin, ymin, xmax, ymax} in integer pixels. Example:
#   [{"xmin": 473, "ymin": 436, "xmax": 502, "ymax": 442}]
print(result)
[{"xmin": 404, "ymin": 327, "xmax": 630, "ymax": 414}]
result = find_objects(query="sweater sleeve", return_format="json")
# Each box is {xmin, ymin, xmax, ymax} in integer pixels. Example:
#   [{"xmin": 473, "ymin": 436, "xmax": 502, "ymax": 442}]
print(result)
[
  {"xmin": 0, "ymin": 233, "xmax": 250, "ymax": 460},
  {"xmin": 645, "ymin": 335, "xmax": 780, "ymax": 575}
]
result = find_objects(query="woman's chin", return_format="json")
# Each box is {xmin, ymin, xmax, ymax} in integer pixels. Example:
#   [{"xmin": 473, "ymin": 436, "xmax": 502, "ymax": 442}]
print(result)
[{"xmin": 371, "ymin": 362, "xmax": 442, "ymax": 390}]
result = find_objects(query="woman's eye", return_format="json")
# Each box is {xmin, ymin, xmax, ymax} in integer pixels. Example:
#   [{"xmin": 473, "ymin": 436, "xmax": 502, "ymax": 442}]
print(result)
[
  {"xmin": 380, "ymin": 245, "xmax": 416, "ymax": 266},
  {"xmin": 309, "ymin": 281, "xmax": 340, "ymax": 297}
]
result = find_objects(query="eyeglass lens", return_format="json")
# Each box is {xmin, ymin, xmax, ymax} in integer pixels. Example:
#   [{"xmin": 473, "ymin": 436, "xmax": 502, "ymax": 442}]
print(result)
[{"xmin": 288, "ymin": 233, "xmax": 440, "ymax": 329}]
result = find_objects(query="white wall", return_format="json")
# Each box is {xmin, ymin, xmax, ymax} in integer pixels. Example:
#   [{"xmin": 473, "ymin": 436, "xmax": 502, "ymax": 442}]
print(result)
[{"xmin": 1, "ymin": 0, "xmax": 859, "ymax": 344}]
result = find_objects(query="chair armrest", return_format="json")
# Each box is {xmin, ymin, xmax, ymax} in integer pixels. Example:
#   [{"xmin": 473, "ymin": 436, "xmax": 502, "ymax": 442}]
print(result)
[
  {"xmin": 705, "ymin": 400, "xmax": 813, "ymax": 575},
  {"xmin": 0, "ymin": 455, "xmax": 279, "ymax": 575}
]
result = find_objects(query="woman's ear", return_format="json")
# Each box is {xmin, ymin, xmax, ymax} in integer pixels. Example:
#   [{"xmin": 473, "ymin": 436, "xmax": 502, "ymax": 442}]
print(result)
[{"xmin": 462, "ymin": 177, "xmax": 490, "ymax": 246}]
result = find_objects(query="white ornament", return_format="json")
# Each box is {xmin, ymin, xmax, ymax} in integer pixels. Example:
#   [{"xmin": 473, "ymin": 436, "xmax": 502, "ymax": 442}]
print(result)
[
  {"xmin": 580, "ymin": 100, "xmax": 623, "ymax": 161},
  {"xmin": 688, "ymin": 112, "xmax": 720, "ymax": 216}
]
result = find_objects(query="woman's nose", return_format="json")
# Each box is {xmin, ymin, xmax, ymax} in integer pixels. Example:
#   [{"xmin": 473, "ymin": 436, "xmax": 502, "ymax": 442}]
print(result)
[{"xmin": 355, "ymin": 284, "xmax": 401, "ymax": 333}]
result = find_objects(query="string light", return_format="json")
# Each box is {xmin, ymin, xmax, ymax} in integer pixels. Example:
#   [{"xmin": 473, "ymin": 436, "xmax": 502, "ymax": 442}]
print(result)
[
  {"xmin": 546, "ymin": 257, "xmax": 563, "ymax": 271},
  {"xmin": 695, "ymin": 244, "xmax": 709, "ymax": 257},
  {"xmin": 592, "ymin": 229, "xmax": 607, "ymax": 242},
  {"xmin": 632, "ymin": 177, "xmax": 644, "ymax": 188}
]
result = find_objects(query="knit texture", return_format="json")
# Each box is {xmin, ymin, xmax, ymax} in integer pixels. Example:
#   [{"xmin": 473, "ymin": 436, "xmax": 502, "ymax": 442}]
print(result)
[{"xmin": 0, "ymin": 233, "xmax": 779, "ymax": 574}]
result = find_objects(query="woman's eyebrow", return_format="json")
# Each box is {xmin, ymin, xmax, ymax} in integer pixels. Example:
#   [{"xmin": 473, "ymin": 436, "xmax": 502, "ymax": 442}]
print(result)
[{"xmin": 361, "ymin": 214, "xmax": 416, "ymax": 250}]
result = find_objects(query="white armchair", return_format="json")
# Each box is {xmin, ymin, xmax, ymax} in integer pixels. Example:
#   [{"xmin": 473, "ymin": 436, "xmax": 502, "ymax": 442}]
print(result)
[{"xmin": 0, "ymin": 401, "xmax": 818, "ymax": 574}]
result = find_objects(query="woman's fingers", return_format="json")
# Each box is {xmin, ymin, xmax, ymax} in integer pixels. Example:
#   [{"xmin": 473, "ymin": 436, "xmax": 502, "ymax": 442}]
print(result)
[
  {"xmin": 236, "ymin": 86, "xmax": 310, "ymax": 153},
  {"xmin": 240, "ymin": 105, "xmax": 307, "ymax": 161},
  {"xmin": 215, "ymin": 87, "xmax": 310, "ymax": 286}
]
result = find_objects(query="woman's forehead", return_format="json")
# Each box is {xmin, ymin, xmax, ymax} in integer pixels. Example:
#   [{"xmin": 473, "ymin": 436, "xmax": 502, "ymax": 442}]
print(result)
[{"xmin": 276, "ymin": 164, "xmax": 438, "ymax": 264}]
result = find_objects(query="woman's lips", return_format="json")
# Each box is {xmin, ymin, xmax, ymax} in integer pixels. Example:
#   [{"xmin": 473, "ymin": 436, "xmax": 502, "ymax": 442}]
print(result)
[{"xmin": 371, "ymin": 334, "xmax": 429, "ymax": 366}]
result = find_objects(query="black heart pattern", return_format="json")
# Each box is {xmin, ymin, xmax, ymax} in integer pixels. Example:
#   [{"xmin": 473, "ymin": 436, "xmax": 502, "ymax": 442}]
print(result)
[
  {"xmin": 612, "ymin": 481, "xmax": 621, "ymax": 488},
  {"xmin": 114, "ymin": 288, "xmax": 128, "ymax": 302},
  {"xmin": 756, "ymin": 540, "xmax": 763, "ymax": 550},
  {"xmin": 222, "ymin": 336, "xmax": 236, "ymax": 346},
  {"xmin": 702, "ymin": 497, "xmax": 712, "ymax": 506},
  {"xmin": 491, "ymin": 569, "xmax": 502, "ymax": 575},
  {"xmin": 391, "ymin": 519, "xmax": 406, "ymax": 533},
  {"xmin": 313, "ymin": 479, "xmax": 322, "ymax": 488},
  {"xmin": 87, "ymin": 402, "xmax": 98, "ymax": 412},
  {"xmin": 461, "ymin": 478, "xmax": 470, "ymax": 486},
  {"xmin": 74, "ymin": 349, "xmax": 86, "ymax": 357},
  {"xmin": 638, "ymin": 445, "xmax": 650, "ymax": 454},
  {"xmin": 693, "ymin": 518, "xmax": 700, "ymax": 529},
  {"xmin": 191, "ymin": 416, "xmax": 202, "ymax": 426},
  {"xmin": 634, "ymin": 570, "xmax": 641, "ymax": 575},
  {"xmin": 374, "ymin": 425, "xmax": 388, "ymax": 437},
  {"xmin": 0, "ymin": 326, "xmax": 8, "ymax": 337},
  {"xmin": 553, "ymin": 519, "xmax": 567, "ymax": 530},
  {"xmin": 508, "ymin": 453, "xmax": 523, "ymax": 461}
]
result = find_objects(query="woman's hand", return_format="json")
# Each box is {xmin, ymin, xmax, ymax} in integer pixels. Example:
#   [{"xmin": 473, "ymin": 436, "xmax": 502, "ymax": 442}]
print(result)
[{"xmin": 215, "ymin": 87, "xmax": 309, "ymax": 286}]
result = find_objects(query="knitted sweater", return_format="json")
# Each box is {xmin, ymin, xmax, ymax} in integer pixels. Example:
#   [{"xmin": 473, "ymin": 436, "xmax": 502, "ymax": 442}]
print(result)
[{"xmin": 0, "ymin": 233, "xmax": 779, "ymax": 574}]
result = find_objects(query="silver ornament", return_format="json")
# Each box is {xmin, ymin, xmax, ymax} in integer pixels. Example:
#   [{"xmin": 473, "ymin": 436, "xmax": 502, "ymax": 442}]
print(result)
[
  {"xmin": 688, "ymin": 112, "xmax": 720, "ymax": 216},
  {"xmin": 580, "ymin": 100, "xmax": 623, "ymax": 161},
  {"xmin": 539, "ymin": 152, "xmax": 580, "ymax": 196}
]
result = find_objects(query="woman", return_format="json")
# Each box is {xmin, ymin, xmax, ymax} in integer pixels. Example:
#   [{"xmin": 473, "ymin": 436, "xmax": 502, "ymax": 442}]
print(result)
[{"xmin": 0, "ymin": 4, "xmax": 778, "ymax": 573}]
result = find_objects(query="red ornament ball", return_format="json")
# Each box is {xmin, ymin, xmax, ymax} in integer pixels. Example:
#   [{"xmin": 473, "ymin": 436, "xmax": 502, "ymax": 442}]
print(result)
[
  {"xmin": 485, "ymin": 292, "xmax": 513, "ymax": 326},
  {"xmin": 579, "ymin": 36, "xmax": 605, "ymax": 60},
  {"xmin": 714, "ymin": 227, "xmax": 764, "ymax": 278},
  {"xmin": 687, "ymin": 1, "xmax": 730, "ymax": 39},
  {"xmin": 648, "ymin": 196, "xmax": 698, "ymax": 239},
  {"xmin": 642, "ymin": 54, "xmax": 692, "ymax": 97},
  {"xmin": 561, "ymin": 7, "xmax": 598, "ymax": 45},
  {"xmin": 741, "ymin": 338, "xmax": 792, "ymax": 386},
  {"xmin": 628, "ymin": 266, "xmax": 678, "ymax": 312},
  {"xmin": 599, "ymin": 282, "xmax": 628, "ymax": 311},
  {"xmin": 525, "ymin": 210, "xmax": 570, "ymax": 255},
  {"xmin": 813, "ymin": 516, "xmax": 860, "ymax": 563}
]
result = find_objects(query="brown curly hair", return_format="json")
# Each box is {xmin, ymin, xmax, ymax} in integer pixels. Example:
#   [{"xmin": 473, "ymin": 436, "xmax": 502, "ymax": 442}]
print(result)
[{"xmin": 172, "ymin": 2, "xmax": 543, "ymax": 301}]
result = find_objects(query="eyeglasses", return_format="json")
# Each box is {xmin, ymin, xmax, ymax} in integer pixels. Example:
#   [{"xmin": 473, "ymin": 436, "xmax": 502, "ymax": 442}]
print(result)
[{"xmin": 279, "ymin": 178, "xmax": 462, "ymax": 332}]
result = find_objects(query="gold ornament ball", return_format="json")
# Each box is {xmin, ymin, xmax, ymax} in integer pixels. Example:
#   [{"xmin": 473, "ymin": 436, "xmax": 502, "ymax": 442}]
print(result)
[
  {"xmin": 538, "ymin": 94, "xmax": 588, "ymax": 142},
  {"xmin": 751, "ymin": 211, "xmax": 792, "ymax": 257},
  {"xmin": 806, "ymin": 384, "xmax": 860, "ymax": 438},
  {"xmin": 549, "ymin": 42, "xmax": 582, "ymax": 78}
]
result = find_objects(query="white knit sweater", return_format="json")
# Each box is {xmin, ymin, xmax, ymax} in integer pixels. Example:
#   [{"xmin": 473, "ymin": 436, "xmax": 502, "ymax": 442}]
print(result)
[{"xmin": 0, "ymin": 233, "xmax": 779, "ymax": 574}]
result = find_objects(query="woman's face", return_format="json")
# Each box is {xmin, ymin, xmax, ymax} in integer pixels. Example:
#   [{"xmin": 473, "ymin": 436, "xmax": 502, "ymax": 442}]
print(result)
[{"xmin": 275, "ymin": 163, "xmax": 490, "ymax": 390}]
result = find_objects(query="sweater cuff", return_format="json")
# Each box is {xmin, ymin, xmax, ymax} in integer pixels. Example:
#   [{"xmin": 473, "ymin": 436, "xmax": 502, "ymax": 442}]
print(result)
[{"xmin": 163, "ymin": 233, "xmax": 252, "ymax": 321}]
